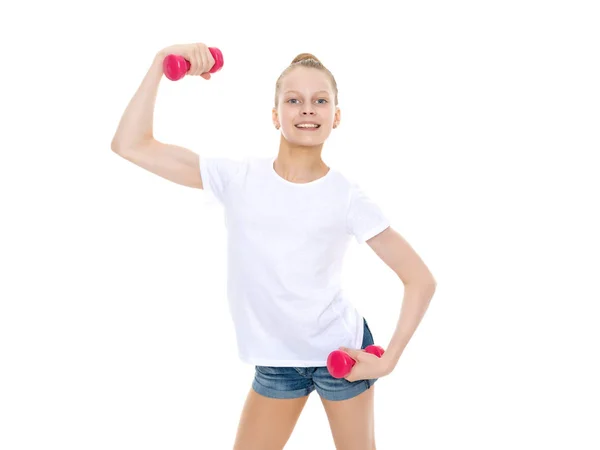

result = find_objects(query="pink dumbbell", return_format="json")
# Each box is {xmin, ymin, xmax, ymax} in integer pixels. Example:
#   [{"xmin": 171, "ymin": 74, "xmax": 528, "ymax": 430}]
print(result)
[
  {"xmin": 163, "ymin": 47, "xmax": 224, "ymax": 81},
  {"xmin": 327, "ymin": 345, "xmax": 385, "ymax": 379}
]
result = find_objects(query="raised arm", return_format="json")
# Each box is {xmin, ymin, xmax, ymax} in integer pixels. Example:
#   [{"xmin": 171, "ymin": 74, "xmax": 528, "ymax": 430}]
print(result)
[{"xmin": 110, "ymin": 43, "xmax": 216, "ymax": 189}]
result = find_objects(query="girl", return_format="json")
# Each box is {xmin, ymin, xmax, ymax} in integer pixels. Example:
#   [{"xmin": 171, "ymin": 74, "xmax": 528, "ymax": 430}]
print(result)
[{"xmin": 111, "ymin": 42, "xmax": 436, "ymax": 450}]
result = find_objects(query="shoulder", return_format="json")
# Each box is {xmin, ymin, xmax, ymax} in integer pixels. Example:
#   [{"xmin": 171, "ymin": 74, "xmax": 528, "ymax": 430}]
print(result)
[
  {"xmin": 329, "ymin": 166, "xmax": 369, "ymax": 202},
  {"xmin": 202, "ymin": 154, "xmax": 256, "ymax": 176}
]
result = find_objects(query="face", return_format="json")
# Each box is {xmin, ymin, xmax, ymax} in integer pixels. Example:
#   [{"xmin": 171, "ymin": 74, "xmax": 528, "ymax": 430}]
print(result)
[{"xmin": 273, "ymin": 67, "xmax": 340, "ymax": 147}]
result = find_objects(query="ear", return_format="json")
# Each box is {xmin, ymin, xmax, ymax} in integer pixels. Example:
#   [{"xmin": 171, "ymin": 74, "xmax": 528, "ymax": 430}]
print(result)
[
  {"xmin": 333, "ymin": 107, "xmax": 341, "ymax": 128},
  {"xmin": 272, "ymin": 108, "xmax": 280, "ymax": 129}
]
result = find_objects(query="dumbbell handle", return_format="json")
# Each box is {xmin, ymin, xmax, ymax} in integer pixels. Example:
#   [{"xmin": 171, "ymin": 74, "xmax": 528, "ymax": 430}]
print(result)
[
  {"xmin": 163, "ymin": 47, "xmax": 224, "ymax": 81},
  {"xmin": 326, "ymin": 345, "xmax": 385, "ymax": 379}
]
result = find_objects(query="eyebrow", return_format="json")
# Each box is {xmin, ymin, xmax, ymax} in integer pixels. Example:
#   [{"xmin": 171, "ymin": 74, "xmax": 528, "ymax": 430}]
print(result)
[{"xmin": 284, "ymin": 90, "xmax": 330, "ymax": 96}]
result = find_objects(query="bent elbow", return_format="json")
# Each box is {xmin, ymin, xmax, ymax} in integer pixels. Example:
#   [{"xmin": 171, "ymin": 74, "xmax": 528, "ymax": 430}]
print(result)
[
  {"xmin": 111, "ymin": 137, "xmax": 121, "ymax": 153},
  {"xmin": 111, "ymin": 137, "xmax": 126, "ymax": 154}
]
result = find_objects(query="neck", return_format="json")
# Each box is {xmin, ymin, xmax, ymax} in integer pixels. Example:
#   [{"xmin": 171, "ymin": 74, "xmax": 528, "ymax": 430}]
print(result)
[{"xmin": 274, "ymin": 135, "xmax": 329, "ymax": 183}]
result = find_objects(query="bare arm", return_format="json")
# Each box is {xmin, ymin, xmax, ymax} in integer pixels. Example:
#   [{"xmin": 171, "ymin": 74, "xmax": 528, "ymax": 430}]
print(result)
[
  {"xmin": 366, "ymin": 226, "xmax": 436, "ymax": 371},
  {"xmin": 110, "ymin": 44, "xmax": 215, "ymax": 189}
]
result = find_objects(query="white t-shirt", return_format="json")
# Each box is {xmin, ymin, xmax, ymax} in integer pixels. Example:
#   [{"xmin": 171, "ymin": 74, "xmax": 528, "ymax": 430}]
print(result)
[{"xmin": 199, "ymin": 155, "xmax": 390, "ymax": 367}]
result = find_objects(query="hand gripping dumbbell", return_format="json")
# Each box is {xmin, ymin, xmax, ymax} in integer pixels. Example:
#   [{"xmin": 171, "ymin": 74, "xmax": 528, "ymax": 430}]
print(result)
[
  {"xmin": 327, "ymin": 345, "xmax": 385, "ymax": 379},
  {"xmin": 163, "ymin": 47, "xmax": 224, "ymax": 81}
]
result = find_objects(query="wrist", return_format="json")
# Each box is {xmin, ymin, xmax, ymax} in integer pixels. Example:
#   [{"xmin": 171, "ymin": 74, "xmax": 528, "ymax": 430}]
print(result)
[
  {"xmin": 154, "ymin": 50, "xmax": 167, "ymax": 64},
  {"xmin": 150, "ymin": 52, "xmax": 168, "ymax": 77}
]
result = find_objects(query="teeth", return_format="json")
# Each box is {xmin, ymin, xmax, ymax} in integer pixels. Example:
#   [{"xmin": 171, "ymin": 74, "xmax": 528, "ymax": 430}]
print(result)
[{"xmin": 296, "ymin": 124, "xmax": 319, "ymax": 128}]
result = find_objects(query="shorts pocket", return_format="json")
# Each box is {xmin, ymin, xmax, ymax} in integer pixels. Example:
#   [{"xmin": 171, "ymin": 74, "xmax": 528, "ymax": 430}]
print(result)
[
  {"xmin": 256, "ymin": 366, "xmax": 278, "ymax": 375},
  {"xmin": 361, "ymin": 319, "xmax": 375, "ymax": 348}
]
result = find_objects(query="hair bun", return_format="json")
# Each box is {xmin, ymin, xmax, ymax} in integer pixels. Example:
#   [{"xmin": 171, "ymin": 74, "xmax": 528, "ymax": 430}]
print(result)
[{"xmin": 291, "ymin": 53, "xmax": 321, "ymax": 65}]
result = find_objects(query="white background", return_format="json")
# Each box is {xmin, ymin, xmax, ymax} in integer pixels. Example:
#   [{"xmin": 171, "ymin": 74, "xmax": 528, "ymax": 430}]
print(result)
[{"xmin": 1, "ymin": 0, "xmax": 599, "ymax": 448}]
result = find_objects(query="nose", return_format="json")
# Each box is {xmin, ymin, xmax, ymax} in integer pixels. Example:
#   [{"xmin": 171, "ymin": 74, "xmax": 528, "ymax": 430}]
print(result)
[{"xmin": 301, "ymin": 105, "xmax": 316, "ymax": 116}]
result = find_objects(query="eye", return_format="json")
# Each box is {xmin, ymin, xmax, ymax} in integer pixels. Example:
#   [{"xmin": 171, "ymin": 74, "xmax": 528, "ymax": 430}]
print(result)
[{"xmin": 286, "ymin": 98, "xmax": 328, "ymax": 104}]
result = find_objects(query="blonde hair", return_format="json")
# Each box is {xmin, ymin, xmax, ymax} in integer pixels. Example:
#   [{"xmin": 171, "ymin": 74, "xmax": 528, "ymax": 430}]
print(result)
[{"xmin": 274, "ymin": 53, "xmax": 339, "ymax": 107}]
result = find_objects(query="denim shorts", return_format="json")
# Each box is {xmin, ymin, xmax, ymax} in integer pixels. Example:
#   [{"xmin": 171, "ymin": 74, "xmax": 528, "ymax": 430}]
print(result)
[{"xmin": 252, "ymin": 318, "xmax": 379, "ymax": 402}]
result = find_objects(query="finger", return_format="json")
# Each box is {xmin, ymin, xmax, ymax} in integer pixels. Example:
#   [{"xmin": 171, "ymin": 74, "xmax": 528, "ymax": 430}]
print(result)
[
  {"xmin": 193, "ymin": 44, "xmax": 203, "ymax": 76},
  {"xmin": 344, "ymin": 367, "xmax": 361, "ymax": 382},
  {"xmin": 205, "ymin": 46, "xmax": 216, "ymax": 72},
  {"xmin": 343, "ymin": 367, "xmax": 355, "ymax": 382},
  {"xmin": 188, "ymin": 45, "xmax": 198, "ymax": 75},
  {"xmin": 200, "ymin": 73, "xmax": 211, "ymax": 80},
  {"xmin": 198, "ymin": 44, "xmax": 209, "ymax": 75}
]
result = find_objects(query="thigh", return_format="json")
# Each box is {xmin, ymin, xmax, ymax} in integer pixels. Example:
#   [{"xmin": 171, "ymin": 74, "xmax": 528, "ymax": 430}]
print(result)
[
  {"xmin": 320, "ymin": 385, "xmax": 376, "ymax": 450},
  {"xmin": 233, "ymin": 387, "xmax": 310, "ymax": 450}
]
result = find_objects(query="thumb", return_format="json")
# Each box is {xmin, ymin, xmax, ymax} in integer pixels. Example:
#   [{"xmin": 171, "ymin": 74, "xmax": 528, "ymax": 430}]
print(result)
[
  {"xmin": 339, "ymin": 347, "xmax": 363, "ymax": 360},
  {"xmin": 201, "ymin": 73, "xmax": 212, "ymax": 80}
]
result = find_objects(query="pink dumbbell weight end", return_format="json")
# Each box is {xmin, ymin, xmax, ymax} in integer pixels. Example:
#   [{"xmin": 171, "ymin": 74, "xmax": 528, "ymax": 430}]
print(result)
[
  {"xmin": 327, "ymin": 345, "xmax": 385, "ymax": 379},
  {"xmin": 163, "ymin": 47, "xmax": 224, "ymax": 81}
]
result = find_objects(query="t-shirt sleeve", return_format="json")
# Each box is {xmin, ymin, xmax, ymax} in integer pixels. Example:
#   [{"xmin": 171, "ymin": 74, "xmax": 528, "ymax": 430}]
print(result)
[
  {"xmin": 346, "ymin": 182, "xmax": 391, "ymax": 244},
  {"xmin": 199, "ymin": 156, "xmax": 247, "ymax": 205}
]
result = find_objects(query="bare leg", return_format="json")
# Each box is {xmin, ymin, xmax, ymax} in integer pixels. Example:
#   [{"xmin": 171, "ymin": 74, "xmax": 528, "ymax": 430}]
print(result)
[
  {"xmin": 320, "ymin": 385, "xmax": 376, "ymax": 450},
  {"xmin": 233, "ymin": 388, "xmax": 310, "ymax": 450}
]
